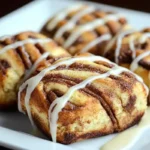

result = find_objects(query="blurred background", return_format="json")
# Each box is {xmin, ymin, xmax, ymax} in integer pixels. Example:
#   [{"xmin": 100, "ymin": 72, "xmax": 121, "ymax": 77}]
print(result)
[{"xmin": 0, "ymin": 0, "xmax": 149, "ymax": 18}]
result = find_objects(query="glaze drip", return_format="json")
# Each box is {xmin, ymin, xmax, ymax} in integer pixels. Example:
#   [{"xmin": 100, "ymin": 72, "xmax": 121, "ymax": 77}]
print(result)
[{"xmin": 101, "ymin": 107, "xmax": 150, "ymax": 150}]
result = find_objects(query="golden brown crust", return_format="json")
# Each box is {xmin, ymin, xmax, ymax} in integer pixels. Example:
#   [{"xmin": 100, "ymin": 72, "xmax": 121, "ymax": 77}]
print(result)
[
  {"xmin": 104, "ymin": 29, "xmax": 150, "ymax": 88},
  {"xmin": 20, "ymin": 53, "xmax": 147, "ymax": 144},
  {"xmin": 0, "ymin": 31, "xmax": 70, "ymax": 109},
  {"xmin": 41, "ymin": 5, "xmax": 127, "ymax": 55}
]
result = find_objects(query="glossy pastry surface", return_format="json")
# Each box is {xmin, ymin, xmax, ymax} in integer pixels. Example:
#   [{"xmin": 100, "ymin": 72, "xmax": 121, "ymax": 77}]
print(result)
[
  {"xmin": 0, "ymin": 31, "xmax": 70, "ymax": 109},
  {"xmin": 19, "ymin": 53, "xmax": 148, "ymax": 144}
]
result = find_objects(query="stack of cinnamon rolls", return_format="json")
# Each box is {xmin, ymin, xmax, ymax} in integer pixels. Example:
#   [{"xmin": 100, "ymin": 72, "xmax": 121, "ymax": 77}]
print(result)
[{"xmin": 0, "ymin": 4, "xmax": 149, "ymax": 144}]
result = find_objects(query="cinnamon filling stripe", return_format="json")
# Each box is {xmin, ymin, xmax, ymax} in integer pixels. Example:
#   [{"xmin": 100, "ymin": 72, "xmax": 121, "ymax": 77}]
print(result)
[
  {"xmin": 16, "ymin": 46, "xmax": 32, "ymax": 69},
  {"xmin": 43, "ymin": 62, "xmax": 137, "ymax": 84},
  {"xmin": 43, "ymin": 70, "xmax": 136, "ymax": 126},
  {"xmin": 43, "ymin": 71, "xmax": 135, "ymax": 125},
  {"xmin": 0, "ymin": 37, "xmax": 51, "ymax": 69},
  {"xmin": 43, "ymin": 76, "xmax": 119, "ymax": 128}
]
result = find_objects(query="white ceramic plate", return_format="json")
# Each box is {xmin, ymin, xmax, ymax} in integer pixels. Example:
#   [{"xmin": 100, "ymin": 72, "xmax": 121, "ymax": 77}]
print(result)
[{"xmin": 0, "ymin": 0, "xmax": 150, "ymax": 150}]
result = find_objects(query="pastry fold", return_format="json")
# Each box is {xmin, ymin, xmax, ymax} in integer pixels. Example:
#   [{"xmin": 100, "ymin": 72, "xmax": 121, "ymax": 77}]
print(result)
[
  {"xmin": 41, "ymin": 4, "xmax": 128, "ymax": 55},
  {"xmin": 0, "ymin": 31, "xmax": 70, "ymax": 109},
  {"xmin": 104, "ymin": 28, "xmax": 150, "ymax": 89},
  {"xmin": 19, "ymin": 53, "xmax": 148, "ymax": 144}
]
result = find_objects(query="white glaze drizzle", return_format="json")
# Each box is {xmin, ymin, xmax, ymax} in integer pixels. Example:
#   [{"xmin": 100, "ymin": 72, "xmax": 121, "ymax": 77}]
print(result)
[
  {"xmin": 0, "ymin": 37, "xmax": 51, "ymax": 115},
  {"xmin": 115, "ymin": 31, "xmax": 150, "ymax": 91},
  {"xmin": 115, "ymin": 31, "xmax": 150, "ymax": 65},
  {"xmin": 0, "ymin": 36, "xmax": 51, "ymax": 79},
  {"xmin": 139, "ymin": 33, "xmax": 150, "ymax": 44},
  {"xmin": 129, "ymin": 33, "xmax": 150, "ymax": 74},
  {"xmin": 101, "ymin": 107, "xmax": 150, "ymax": 150},
  {"xmin": 49, "ymin": 65, "xmax": 131, "ymax": 142},
  {"xmin": 21, "ymin": 46, "xmax": 31, "ymax": 64},
  {"xmin": 18, "ymin": 52, "xmax": 50, "ymax": 124},
  {"xmin": 54, "ymin": 6, "xmax": 95, "ymax": 40},
  {"xmin": 80, "ymin": 34, "xmax": 112, "ymax": 53},
  {"xmin": 18, "ymin": 55, "xmax": 148, "ymax": 142},
  {"xmin": 130, "ymin": 51, "xmax": 150, "ymax": 72},
  {"xmin": 114, "ymin": 30, "xmax": 150, "ymax": 93},
  {"xmin": 64, "ymin": 14, "xmax": 124, "ymax": 48},
  {"xmin": 103, "ymin": 30, "xmax": 123, "ymax": 55},
  {"xmin": 46, "ymin": 4, "xmax": 84, "ymax": 31},
  {"xmin": 103, "ymin": 24, "xmax": 132, "ymax": 55},
  {"xmin": 18, "ymin": 56, "xmax": 108, "ymax": 113},
  {"xmin": 148, "ymin": 72, "xmax": 150, "ymax": 88},
  {"xmin": 0, "ymin": 38, "xmax": 51, "ymax": 55},
  {"xmin": 115, "ymin": 29, "xmax": 135, "ymax": 64},
  {"xmin": 18, "ymin": 56, "xmax": 111, "ymax": 116},
  {"xmin": 128, "ymin": 32, "xmax": 150, "ymax": 60},
  {"xmin": 129, "ymin": 35, "xmax": 136, "ymax": 59},
  {"xmin": 0, "ymin": 37, "xmax": 52, "ymax": 92},
  {"xmin": 23, "ymin": 52, "xmax": 50, "ymax": 82}
]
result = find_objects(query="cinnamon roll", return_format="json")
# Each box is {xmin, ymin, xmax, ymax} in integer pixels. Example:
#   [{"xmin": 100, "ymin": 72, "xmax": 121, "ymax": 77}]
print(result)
[
  {"xmin": 18, "ymin": 53, "xmax": 148, "ymax": 144},
  {"xmin": 41, "ymin": 4, "xmax": 128, "ymax": 55},
  {"xmin": 0, "ymin": 31, "xmax": 70, "ymax": 109},
  {"xmin": 104, "ymin": 28, "xmax": 150, "ymax": 89}
]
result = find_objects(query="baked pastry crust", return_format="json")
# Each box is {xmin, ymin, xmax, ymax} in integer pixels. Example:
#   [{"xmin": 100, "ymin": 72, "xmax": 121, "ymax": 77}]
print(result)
[
  {"xmin": 0, "ymin": 31, "xmax": 70, "ymax": 109},
  {"xmin": 41, "ymin": 4, "xmax": 127, "ymax": 55},
  {"xmin": 104, "ymin": 28, "xmax": 150, "ymax": 89},
  {"xmin": 19, "ymin": 53, "xmax": 148, "ymax": 144}
]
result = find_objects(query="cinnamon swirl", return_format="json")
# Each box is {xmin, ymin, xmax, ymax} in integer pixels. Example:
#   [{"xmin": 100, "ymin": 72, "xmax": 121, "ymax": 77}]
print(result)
[
  {"xmin": 0, "ymin": 31, "xmax": 70, "ymax": 109},
  {"xmin": 18, "ymin": 53, "xmax": 148, "ymax": 144},
  {"xmin": 104, "ymin": 28, "xmax": 150, "ymax": 89},
  {"xmin": 41, "ymin": 4, "xmax": 128, "ymax": 55}
]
